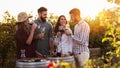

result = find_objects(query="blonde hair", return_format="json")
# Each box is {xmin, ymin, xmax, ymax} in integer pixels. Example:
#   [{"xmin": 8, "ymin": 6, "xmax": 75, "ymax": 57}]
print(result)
[
  {"xmin": 69, "ymin": 8, "xmax": 80, "ymax": 16},
  {"xmin": 69, "ymin": 8, "xmax": 81, "ymax": 22},
  {"xmin": 16, "ymin": 22, "xmax": 30, "ymax": 34}
]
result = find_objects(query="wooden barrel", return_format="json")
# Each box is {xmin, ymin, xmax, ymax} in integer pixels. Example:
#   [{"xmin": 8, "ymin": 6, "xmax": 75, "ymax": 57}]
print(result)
[
  {"xmin": 16, "ymin": 58, "xmax": 49, "ymax": 68},
  {"xmin": 47, "ymin": 56, "xmax": 76, "ymax": 68}
]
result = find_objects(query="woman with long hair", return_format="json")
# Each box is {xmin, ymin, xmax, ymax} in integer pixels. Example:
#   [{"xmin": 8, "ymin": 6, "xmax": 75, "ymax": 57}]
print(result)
[
  {"xmin": 54, "ymin": 15, "xmax": 73, "ymax": 57},
  {"xmin": 15, "ymin": 12, "xmax": 37, "ymax": 59}
]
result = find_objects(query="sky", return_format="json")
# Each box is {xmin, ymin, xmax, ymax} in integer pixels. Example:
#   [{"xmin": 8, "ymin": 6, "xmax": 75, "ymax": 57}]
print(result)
[{"xmin": 0, "ymin": 0, "xmax": 119, "ymax": 22}]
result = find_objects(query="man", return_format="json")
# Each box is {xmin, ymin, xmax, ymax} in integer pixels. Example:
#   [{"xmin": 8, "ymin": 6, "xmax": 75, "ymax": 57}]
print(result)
[
  {"xmin": 33, "ymin": 7, "xmax": 54, "ymax": 58},
  {"xmin": 69, "ymin": 8, "xmax": 90, "ymax": 67}
]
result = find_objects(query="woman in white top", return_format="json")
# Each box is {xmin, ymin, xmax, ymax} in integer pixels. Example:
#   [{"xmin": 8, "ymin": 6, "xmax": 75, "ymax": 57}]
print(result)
[{"xmin": 54, "ymin": 15, "xmax": 73, "ymax": 57}]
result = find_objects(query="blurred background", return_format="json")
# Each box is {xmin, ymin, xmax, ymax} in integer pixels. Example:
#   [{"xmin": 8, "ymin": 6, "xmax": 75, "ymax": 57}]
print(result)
[{"xmin": 0, "ymin": 0, "xmax": 120, "ymax": 68}]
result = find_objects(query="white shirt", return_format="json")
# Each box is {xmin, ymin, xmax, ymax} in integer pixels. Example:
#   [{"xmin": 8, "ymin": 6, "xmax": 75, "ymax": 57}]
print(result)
[{"xmin": 54, "ymin": 27, "xmax": 73, "ymax": 55}]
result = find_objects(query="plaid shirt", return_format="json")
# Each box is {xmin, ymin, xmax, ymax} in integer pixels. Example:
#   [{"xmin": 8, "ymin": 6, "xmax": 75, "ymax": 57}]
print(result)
[{"xmin": 72, "ymin": 20, "xmax": 90, "ymax": 54}]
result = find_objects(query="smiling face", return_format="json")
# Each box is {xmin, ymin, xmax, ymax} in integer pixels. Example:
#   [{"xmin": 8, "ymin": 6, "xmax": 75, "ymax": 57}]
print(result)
[
  {"xmin": 69, "ymin": 8, "xmax": 81, "ymax": 24},
  {"xmin": 38, "ymin": 11, "xmax": 47, "ymax": 22},
  {"xmin": 59, "ymin": 16, "xmax": 67, "ymax": 26}
]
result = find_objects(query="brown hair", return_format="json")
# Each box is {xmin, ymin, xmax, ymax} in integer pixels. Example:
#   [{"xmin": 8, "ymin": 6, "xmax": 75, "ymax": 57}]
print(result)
[
  {"xmin": 38, "ymin": 7, "xmax": 47, "ymax": 13},
  {"xmin": 15, "ymin": 22, "xmax": 30, "ymax": 34},
  {"xmin": 54, "ymin": 15, "xmax": 67, "ymax": 34}
]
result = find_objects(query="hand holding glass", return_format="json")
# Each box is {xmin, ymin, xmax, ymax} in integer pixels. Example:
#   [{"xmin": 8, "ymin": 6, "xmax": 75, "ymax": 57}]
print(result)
[{"xmin": 41, "ymin": 27, "xmax": 46, "ymax": 39}]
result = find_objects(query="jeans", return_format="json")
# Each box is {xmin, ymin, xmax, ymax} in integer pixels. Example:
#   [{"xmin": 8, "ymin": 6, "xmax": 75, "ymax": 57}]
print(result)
[{"xmin": 74, "ymin": 52, "xmax": 89, "ymax": 68}]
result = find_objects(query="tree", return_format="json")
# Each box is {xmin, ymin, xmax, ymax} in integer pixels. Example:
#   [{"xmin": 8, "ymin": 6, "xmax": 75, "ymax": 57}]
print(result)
[
  {"xmin": 107, "ymin": 0, "xmax": 120, "ymax": 5},
  {"xmin": 0, "ymin": 11, "xmax": 16, "ymax": 68}
]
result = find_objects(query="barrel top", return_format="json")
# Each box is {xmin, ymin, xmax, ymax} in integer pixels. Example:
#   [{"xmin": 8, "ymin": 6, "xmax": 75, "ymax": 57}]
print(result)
[
  {"xmin": 16, "ymin": 58, "xmax": 48, "ymax": 63},
  {"xmin": 47, "ymin": 56, "xmax": 74, "ymax": 60}
]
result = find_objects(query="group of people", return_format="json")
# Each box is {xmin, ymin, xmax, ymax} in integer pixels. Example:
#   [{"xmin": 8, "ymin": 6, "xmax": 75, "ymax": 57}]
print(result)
[{"xmin": 15, "ymin": 6, "xmax": 90, "ymax": 67}]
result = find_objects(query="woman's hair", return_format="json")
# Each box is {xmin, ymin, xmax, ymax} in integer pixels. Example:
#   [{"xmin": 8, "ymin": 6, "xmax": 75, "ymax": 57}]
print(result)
[
  {"xmin": 15, "ymin": 22, "xmax": 30, "ymax": 34},
  {"xmin": 54, "ymin": 15, "xmax": 67, "ymax": 34}
]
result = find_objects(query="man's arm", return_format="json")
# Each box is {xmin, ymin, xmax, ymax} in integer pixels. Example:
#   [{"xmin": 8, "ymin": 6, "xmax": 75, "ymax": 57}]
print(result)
[{"xmin": 72, "ymin": 23, "xmax": 90, "ymax": 45}]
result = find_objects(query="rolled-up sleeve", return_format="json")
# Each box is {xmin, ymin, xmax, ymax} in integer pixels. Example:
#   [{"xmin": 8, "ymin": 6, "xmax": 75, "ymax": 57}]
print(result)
[{"xmin": 72, "ymin": 22, "xmax": 90, "ymax": 45}]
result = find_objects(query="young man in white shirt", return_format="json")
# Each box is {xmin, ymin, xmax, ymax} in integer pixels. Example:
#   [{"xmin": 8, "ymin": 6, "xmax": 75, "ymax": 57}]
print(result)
[{"xmin": 69, "ymin": 8, "xmax": 90, "ymax": 67}]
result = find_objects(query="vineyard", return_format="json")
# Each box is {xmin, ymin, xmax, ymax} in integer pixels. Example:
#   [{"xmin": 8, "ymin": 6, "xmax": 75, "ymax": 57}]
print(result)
[{"xmin": 0, "ymin": 5, "xmax": 120, "ymax": 68}]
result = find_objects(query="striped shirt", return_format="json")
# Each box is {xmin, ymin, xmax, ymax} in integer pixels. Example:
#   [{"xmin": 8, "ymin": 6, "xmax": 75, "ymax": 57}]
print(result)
[{"xmin": 72, "ymin": 20, "xmax": 90, "ymax": 54}]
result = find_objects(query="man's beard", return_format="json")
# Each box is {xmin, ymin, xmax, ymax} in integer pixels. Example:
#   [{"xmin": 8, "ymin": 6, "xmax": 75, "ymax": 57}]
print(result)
[{"xmin": 41, "ymin": 17, "xmax": 46, "ymax": 22}]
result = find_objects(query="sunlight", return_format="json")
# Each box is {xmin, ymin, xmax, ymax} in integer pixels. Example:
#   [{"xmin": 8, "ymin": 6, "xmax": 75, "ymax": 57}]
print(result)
[
  {"xmin": 76, "ymin": 0, "xmax": 113, "ymax": 18},
  {"xmin": 0, "ymin": 0, "xmax": 118, "ymax": 22}
]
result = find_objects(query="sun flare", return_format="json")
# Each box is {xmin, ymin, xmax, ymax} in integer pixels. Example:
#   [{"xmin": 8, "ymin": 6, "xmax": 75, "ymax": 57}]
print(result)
[{"xmin": 0, "ymin": 0, "xmax": 117, "ymax": 22}]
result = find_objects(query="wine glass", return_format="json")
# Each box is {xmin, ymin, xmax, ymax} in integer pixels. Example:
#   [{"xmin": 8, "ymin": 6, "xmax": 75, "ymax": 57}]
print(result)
[
  {"xmin": 41, "ymin": 27, "xmax": 46, "ymax": 39},
  {"xmin": 29, "ymin": 20, "xmax": 34, "ymax": 25},
  {"xmin": 58, "ymin": 26, "xmax": 62, "ymax": 30},
  {"xmin": 38, "ymin": 24, "xmax": 41, "ymax": 29},
  {"xmin": 58, "ymin": 26, "xmax": 63, "ymax": 32}
]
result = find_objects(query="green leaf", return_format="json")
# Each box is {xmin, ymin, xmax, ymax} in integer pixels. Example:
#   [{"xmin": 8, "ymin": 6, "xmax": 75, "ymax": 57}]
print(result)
[
  {"xmin": 102, "ymin": 37, "xmax": 113, "ymax": 43},
  {"xmin": 116, "ymin": 41, "xmax": 120, "ymax": 45}
]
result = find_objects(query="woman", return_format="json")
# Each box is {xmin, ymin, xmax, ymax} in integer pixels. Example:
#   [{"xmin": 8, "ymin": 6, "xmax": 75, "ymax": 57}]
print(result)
[
  {"xmin": 15, "ymin": 12, "xmax": 37, "ymax": 59},
  {"xmin": 54, "ymin": 15, "xmax": 73, "ymax": 57}
]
